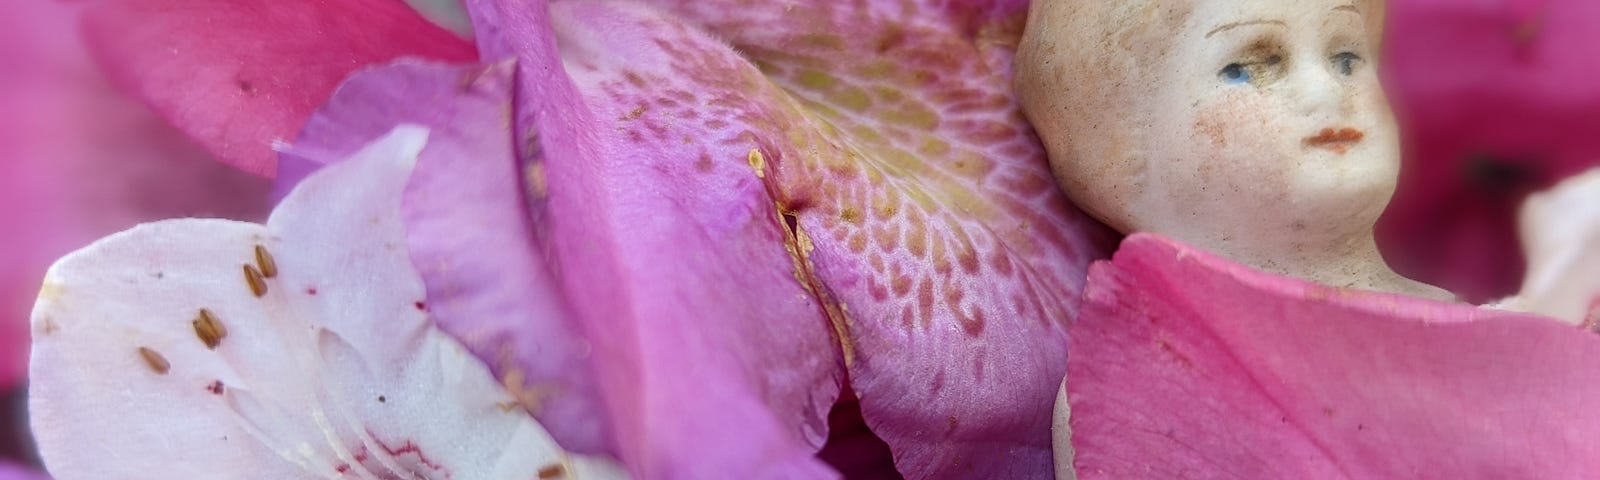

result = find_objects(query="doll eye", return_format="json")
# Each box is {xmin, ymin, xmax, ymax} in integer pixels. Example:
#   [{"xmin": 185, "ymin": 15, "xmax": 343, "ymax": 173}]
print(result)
[
  {"xmin": 1218, "ymin": 55, "xmax": 1281, "ymax": 85},
  {"xmin": 1332, "ymin": 52, "xmax": 1364, "ymax": 75},
  {"xmin": 1219, "ymin": 63, "xmax": 1251, "ymax": 84}
]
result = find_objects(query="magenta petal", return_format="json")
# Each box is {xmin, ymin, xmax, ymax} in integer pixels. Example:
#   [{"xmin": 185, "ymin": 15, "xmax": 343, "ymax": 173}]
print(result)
[
  {"xmin": 81, "ymin": 0, "xmax": 478, "ymax": 176},
  {"xmin": 284, "ymin": 59, "xmax": 615, "ymax": 454},
  {"xmin": 1069, "ymin": 234, "xmax": 1600, "ymax": 478},
  {"xmin": 464, "ymin": 1, "xmax": 849, "ymax": 476}
]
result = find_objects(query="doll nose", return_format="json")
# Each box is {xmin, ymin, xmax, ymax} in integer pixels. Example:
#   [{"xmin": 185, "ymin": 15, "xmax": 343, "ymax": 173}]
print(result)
[{"xmin": 1293, "ymin": 61, "xmax": 1353, "ymax": 120}]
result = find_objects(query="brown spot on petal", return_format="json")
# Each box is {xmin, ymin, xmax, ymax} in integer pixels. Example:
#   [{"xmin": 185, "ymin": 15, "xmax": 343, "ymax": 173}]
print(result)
[
  {"xmin": 206, "ymin": 380, "xmax": 225, "ymax": 395},
  {"xmin": 254, "ymin": 245, "xmax": 278, "ymax": 278},
  {"xmin": 243, "ymin": 264, "xmax": 268, "ymax": 297},
  {"xmin": 537, "ymin": 464, "xmax": 566, "ymax": 478},
  {"xmin": 619, "ymin": 104, "xmax": 647, "ymax": 121},
  {"xmin": 524, "ymin": 162, "xmax": 548, "ymax": 200},
  {"xmin": 1583, "ymin": 296, "xmax": 1600, "ymax": 333},
  {"xmin": 748, "ymin": 148, "xmax": 767, "ymax": 179},
  {"xmin": 36, "ymin": 316, "xmax": 59, "ymax": 336},
  {"xmin": 138, "ymin": 347, "xmax": 170, "ymax": 375},
  {"xmin": 192, "ymin": 308, "xmax": 227, "ymax": 349}
]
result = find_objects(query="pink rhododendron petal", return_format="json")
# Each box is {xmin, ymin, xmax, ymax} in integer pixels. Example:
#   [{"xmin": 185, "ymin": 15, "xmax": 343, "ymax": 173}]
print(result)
[
  {"xmin": 284, "ymin": 59, "xmax": 614, "ymax": 454},
  {"xmin": 29, "ymin": 128, "xmax": 623, "ymax": 479},
  {"xmin": 1380, "ymin": 0, "xmax": 1600, "ymax": 301},
  {"xmin": 1496, "ymin": 168, "xmax": 1600, "ymax": 324},
  {"xmin": 606, "ymin": 2, "xmax": 1116, "ymax": 477},
  {"xmin": 1068, "ymin": 234, "xmax": 1600, "ymax": 479},
  {"xmin": 0, "ymin": 0, "xmax": 271, "ymax": 392},
  {"xmin": 465, "ymin": 1, "xmax": 851, "ymax": 477},
  {"xmin": 80, "ymin": 0, "xmax": 479, "ymax": 176}
]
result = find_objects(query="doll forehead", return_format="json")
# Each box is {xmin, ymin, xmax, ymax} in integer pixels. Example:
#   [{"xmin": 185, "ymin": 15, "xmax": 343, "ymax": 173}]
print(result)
[{"xmin": 1200, "ymin": 2, "xmax": 1364, "ymax": 26}]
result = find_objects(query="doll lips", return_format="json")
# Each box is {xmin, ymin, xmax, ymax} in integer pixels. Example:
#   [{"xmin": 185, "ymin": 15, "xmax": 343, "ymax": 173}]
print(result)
[{"xmin": 1304, "ymin": 128, "xmax": 1365, "ymax": 154}]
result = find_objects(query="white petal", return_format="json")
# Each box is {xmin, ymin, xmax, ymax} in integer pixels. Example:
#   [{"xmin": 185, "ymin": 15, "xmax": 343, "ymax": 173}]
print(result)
[
  {"xmin": 29, "ymin": 126, "xmax": 624, "ymax": 479},
  {"xmin": 1500, "ymin": 167, "xmax": 1600, "ymax": 325}
]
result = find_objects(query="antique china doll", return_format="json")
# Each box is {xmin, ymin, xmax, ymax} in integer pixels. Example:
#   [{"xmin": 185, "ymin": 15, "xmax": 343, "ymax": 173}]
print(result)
[
  {"xmin": 1016, "ymin": 0, "xmax": 1452, "ymax": 301},
  {"xmin": 1015, "ymin": 0, "xmax": 1600, "ymax": 477}
]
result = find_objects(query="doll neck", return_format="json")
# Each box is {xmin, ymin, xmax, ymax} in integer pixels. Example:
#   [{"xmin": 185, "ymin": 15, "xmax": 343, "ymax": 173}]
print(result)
[{"xmin": 1210, "ymin": 230, "xmax": 1456, "ymax": 301}]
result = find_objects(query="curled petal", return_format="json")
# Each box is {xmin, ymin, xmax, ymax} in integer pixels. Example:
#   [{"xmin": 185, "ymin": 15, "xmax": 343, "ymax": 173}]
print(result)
[
  {"xmin": 1499, "ymin": 168, "xmax": 1600, "ymax": 325},
  {"xmin": 1068, "ymin": 234, "xmax": 1600, "ymax": 479},
  {"xmin": 285, "ymin": 59, "xmax": 614, "ymax": 454},
  {"xmin": 465, "ymin": 0, "xmax": 854, "ymax": 476}
]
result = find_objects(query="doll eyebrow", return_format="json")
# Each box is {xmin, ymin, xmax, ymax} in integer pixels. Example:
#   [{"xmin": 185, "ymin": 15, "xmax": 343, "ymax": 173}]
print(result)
[{"xmin": 1206, "ymin": 19, "xmax": 1287, "ymax": 38}]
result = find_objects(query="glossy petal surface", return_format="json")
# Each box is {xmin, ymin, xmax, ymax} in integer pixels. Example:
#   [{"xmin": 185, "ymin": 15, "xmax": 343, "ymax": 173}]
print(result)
[
  {"xmin": 285, "ymin": 59, "xmax": 613, "ymax": 454},
  {"xmin": 29, "ymin": 128, "xmax": 622, "ymax": 480},
  {"xmin": 1069, "ymin": 234, "xmax": 1600, "ymax": 479},
  {"xmin": 1381, "ymin": 0, "xmax": 1600, "ymax": 301},
  {"xmin": 81, "ymin": 0, "xmax": 478, "ymax": 176},
  {"xmin": 466, "ymin": 1, "xmax": 1115, "ymax": 477}
]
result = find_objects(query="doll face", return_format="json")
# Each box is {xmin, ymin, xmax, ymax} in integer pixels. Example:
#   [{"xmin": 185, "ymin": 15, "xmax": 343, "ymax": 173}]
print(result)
[{"xmin": 1132, "ymin": 0, "xmax": 1399, "ymax": 253}]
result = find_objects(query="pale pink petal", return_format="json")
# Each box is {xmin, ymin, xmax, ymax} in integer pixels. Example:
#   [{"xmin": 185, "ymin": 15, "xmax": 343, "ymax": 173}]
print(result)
[
  {"xmin": 29, "ymin": 128, "xmax": 622, "ymax": 479},
  {"xmin": 1068, "ymin": 234, "xmax": 1600, "ymax": 479},
  {"xmin": 283, "ymin": 59, "xmax": 614, "ymax": 455}
]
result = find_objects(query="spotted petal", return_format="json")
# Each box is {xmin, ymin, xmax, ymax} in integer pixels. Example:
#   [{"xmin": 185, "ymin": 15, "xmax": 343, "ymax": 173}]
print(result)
[
  {"xmin": 463, "ymin": 2, "xmax": 853, "ymax": 477},
  {"xmin": 1067, "ymin": 234, "xmax": 1600, "ymax": 479},
  {"xmin": 29, "ymin": 127, "xmax": 623, "ymax": 479},
  {"xmin": 473, "ymin": 1, "xmax": 1115, "ymax": 477}
]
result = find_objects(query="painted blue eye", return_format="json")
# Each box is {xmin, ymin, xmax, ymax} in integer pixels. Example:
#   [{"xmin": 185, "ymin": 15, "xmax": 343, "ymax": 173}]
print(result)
[
  {"xmin": 1219, "ymin": 63, "xmax": 1251, "ymax": 84},
  {"xmin": 1332, "ymin": 52, "xmax": 1363, "ymax": 75}
]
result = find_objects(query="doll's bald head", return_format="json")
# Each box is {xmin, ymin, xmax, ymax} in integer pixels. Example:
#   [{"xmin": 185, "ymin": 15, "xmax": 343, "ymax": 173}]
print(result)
[{"xmin": 1015, "ymin": 0, "xmax": 1385, "ymax": 234}]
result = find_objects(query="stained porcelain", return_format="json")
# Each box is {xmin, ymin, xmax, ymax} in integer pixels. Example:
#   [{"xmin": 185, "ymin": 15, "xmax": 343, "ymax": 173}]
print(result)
[{"xmin": 1017, "ymin": 0, "xmax": 1451, "ymax": 301}]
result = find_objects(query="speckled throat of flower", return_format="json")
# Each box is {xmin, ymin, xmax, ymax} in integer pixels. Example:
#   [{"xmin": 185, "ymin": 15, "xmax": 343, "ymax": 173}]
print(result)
[{"xmin": 453, "ymin": 0, "xmax": 1118, "ymax": 477}]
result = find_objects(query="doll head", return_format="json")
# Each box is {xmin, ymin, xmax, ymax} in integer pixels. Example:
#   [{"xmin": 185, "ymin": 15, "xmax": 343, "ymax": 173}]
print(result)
[{"xmin": 1017, "ymin": 0, "xmax": 1404, "ymax": 278}]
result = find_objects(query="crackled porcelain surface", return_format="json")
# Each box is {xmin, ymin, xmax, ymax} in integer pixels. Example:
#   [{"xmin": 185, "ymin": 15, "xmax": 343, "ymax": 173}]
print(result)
[{"xmin": 1017, "ymin": 0, "xmax": 1451, "ymax": 300}]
